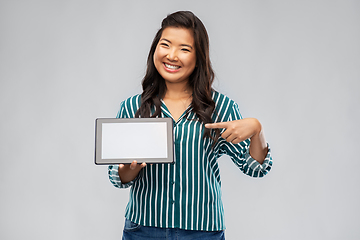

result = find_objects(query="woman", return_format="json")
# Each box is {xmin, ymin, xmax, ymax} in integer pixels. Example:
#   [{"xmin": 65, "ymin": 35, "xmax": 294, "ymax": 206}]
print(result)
[{"xmin": 108, "ymin": 11, "xmax": 272, "ymax": 240}]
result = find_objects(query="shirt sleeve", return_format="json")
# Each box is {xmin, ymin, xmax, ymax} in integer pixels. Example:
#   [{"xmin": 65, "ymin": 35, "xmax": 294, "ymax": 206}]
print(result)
[
  {"xmin": 108, "ymin": 164, "xmax": 139, "ymax": 188},
  {"xmin": 107, "ymin": 99, "xmax": 140, "ymax": 189},
  {"xmin": 219, "ymin": 102, "xmax": 273, "ymax": 178}
]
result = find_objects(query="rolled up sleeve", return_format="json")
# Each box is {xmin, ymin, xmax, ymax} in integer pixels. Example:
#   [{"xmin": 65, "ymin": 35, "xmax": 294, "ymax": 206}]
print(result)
[
  {"xmin": 108, "ymin": 165, "xmax": 138, "ymax": 188},
  {"xmin": 220, "ymin": 139, "xmax": 272, "ymax": 178}
]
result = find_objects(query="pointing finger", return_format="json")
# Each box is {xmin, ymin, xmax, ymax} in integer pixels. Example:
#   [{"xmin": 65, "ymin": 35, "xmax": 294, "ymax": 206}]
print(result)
[{"xmin": 205, "ymin": 122, "xmax": 228, "ymax": 129}]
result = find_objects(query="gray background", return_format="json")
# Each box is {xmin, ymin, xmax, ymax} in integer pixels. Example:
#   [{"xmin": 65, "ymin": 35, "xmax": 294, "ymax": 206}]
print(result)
[{"xmin": 1, "ymin": 0, "xmax": 359, "ymax": 239}]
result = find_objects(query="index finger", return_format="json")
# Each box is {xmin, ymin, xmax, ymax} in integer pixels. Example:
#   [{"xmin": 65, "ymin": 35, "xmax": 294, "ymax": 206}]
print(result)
[{"xmin": 205, "ymin": 122, "xmax": 228, "ymax": 129}]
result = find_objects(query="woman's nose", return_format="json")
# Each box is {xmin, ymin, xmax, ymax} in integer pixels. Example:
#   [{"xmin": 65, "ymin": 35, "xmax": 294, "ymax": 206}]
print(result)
[{"xmin": 166, "ymin": 50, "xmax": 178, "ymax": 61}]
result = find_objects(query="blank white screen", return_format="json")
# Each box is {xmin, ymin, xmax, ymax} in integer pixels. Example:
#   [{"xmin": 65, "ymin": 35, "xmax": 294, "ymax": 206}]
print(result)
[{"xmin": 101, "ymin": 122, "xmax": 168, "ymax": 159}]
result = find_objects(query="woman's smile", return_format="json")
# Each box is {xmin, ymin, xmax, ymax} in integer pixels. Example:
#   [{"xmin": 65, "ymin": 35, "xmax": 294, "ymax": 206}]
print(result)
[{"xmin": 163, "ymin": 62, "xmax": 181, "ymax": 72}]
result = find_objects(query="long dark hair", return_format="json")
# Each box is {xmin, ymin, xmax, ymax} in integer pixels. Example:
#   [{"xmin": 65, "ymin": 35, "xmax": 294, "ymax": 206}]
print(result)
[{"xmin": 135, "ymin": 11, "xmax": 219, "ymax": 141}]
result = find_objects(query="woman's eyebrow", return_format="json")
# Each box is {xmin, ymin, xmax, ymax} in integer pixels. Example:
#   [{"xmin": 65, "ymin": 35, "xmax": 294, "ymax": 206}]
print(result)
[{"xmin": 160, "ymin": 38, "xmax": 193, "ymax": 49}]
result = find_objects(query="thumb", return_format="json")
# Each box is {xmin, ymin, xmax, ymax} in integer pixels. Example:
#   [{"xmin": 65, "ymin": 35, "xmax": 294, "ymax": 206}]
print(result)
[{"xmin": 130, "ymin": 160, "xmax": 138, "ymax": 170}]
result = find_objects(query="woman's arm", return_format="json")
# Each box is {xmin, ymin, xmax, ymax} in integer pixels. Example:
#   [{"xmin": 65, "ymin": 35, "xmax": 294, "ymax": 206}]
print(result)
[
  {"xmin": 247, "ymin": 119, "xmax": 268, "ymax": 164},
  {"xmin": 205, "ymin": 118, "xmax": 268, "ymax": 163}
]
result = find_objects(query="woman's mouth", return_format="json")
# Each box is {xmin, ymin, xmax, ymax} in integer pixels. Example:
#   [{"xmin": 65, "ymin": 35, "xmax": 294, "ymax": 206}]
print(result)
[{"xmin": 164, "ymin": 63, "xmax": 181, "ymax": 72}]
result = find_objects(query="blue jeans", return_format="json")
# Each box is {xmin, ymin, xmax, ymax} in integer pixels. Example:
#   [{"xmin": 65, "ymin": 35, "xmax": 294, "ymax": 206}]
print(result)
[{"xmin": 122, "ymin": 219, "xmax": 225, "ymax": 240}]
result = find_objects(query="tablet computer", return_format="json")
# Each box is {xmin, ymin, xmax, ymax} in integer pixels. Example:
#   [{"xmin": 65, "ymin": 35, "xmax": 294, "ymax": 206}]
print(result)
[{"xmin": 95, "ymin": 118, "xmax": 174, "ymax": 165}]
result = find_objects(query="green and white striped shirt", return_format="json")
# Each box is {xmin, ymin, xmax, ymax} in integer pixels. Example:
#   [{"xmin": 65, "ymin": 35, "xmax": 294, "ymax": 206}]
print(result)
[{"xmin": 108, "ymin": 91, "xmax": 272, "ymax": 231}]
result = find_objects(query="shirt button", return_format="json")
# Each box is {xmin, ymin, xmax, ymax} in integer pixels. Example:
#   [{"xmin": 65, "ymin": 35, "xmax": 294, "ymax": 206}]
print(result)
[
  {"xmin": 170, "ymin": 181, "xmax": 174, "ymax": 185},
  {"xmin": 171, "ymin": 200, "xmax": 175, "ymax": 204}
]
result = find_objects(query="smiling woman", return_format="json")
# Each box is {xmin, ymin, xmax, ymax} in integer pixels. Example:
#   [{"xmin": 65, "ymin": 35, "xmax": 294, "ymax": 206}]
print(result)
[{"xmin": 107, "ymin": 10, "xmax": 273, "ymax": 240}]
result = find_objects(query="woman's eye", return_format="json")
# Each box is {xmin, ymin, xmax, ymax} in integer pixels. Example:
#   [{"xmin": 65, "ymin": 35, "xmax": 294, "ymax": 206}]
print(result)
[
  {"xmin": 181, "ymin": 48, "xmax": 190, "ymax": 52},
  {"xmin": 160, "ymin": 43, "xmax": 169, "ymax": 47}
]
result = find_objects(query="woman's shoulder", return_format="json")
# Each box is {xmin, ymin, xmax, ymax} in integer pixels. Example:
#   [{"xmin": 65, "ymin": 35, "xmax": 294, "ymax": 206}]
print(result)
[
  {"xmin": 117, "ymin": 94, "xmax": 142, "ymax": 118},
  {"xmin": 211, "ymin": 90, "xmax": 242, "ymax": 121},
  {"xmin": 121, "ymin": 94, "xmax": 142, "ymax": 106},
  {"xmin": 211, "ymin": 90, "xmax": 236, "ymax": 107}
]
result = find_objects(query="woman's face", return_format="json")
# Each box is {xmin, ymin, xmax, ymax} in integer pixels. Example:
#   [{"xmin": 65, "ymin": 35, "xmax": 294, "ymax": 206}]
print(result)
[{"xmin": 153, "ymin": 27, "xmax": 196, "ymax": 85}]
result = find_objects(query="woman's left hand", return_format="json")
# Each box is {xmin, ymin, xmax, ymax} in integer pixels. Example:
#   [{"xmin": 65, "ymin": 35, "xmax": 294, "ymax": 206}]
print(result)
[{"xmin": 205, "ymin": 118, "xmax": 261, "ymax": 144}]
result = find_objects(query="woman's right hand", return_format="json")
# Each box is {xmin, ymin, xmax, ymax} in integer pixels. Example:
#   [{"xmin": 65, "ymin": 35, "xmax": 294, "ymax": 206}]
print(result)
[{"xmin": 118, "ymin": 160, "xmax": 147, "ymax": 184}]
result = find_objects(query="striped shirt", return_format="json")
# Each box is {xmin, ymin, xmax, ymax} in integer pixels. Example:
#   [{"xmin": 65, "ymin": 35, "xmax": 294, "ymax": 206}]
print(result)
[{"xmin": 108, "ymin": 91, "xmax": 273, "ymax": 231}]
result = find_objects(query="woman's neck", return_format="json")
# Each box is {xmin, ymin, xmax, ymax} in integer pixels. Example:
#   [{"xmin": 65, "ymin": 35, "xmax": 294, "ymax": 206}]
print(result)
[{"xmin": 164, "ymin": 81, "xmax": 192, "ymax": 100}]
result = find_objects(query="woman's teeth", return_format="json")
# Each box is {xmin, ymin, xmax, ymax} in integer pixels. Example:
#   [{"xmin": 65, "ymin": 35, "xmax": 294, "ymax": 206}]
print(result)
[{"xmin": 165, "ymin": 63, "xmax": 180, "ymax": 69}]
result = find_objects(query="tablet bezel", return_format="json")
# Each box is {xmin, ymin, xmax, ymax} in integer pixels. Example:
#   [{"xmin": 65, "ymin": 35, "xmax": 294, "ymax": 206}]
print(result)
[{"xmin": 95, "ymin": 118, "xmax": 174, "ymax": 165}]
